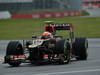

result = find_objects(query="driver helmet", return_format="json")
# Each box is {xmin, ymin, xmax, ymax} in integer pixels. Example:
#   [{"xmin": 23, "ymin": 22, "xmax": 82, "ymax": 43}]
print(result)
[{"xmin": 41, "ymin": 32, "xmax": 53, "ymax": 39}]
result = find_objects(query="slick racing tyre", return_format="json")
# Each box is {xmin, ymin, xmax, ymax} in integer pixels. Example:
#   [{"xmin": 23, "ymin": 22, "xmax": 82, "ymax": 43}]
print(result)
[
  {"xmin": 55, "ymin": 39, "xmax": 70, "ymax": 64},
  {"xmin": 5, "ymin": 41, "xmax": 24, "ymax": 66},
  {"xmin": 73, "ymin": 38, "xmax": 88, "ymax": 60}
]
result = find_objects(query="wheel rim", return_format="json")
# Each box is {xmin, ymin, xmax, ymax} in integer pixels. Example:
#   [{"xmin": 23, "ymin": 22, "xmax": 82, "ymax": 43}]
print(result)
[{"xmin": 64, "ymin": 40, "xmax": 70, "ymax": 63}]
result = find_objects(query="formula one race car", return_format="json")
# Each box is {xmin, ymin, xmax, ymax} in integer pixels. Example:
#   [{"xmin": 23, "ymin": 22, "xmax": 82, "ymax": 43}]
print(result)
[{"xmin": 4, "ymin": 22, "xmax": 88, "ymax": 67}]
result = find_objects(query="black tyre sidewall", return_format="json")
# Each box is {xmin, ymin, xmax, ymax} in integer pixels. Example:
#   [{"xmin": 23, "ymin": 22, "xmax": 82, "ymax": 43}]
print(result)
[
  {"xmin": 5, "ymin": 41, "xmax": 23, "ymax": 66},
  {"xmin": 6, "ymin": 41, "xmax": 23, "ymax": 55},
  {"xmin": 73, "ymin": 38, "xmax": 88, "ymax": 60},
  {"xmin": 55, "ymin": 39, "xmax": 70, "ymax": 64}
]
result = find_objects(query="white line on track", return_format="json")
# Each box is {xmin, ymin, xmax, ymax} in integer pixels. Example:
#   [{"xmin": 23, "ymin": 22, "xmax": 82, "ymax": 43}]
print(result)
[{"xmin": 35, "ymin": 69, "xmax": 100, "ymax": 75}]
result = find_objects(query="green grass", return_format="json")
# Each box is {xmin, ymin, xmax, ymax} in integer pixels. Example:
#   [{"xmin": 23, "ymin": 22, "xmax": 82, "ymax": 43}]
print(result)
[{"xmin": 0, "ymin": 17, "xmax": 100, "ymax": 40}]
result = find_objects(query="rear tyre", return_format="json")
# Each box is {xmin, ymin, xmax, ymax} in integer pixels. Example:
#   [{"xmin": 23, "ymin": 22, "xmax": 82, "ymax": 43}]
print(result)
[
  {"xmin": 73, "ymin": 38, "xmax": 88, "ymax": 60},
  {"xmin": 5, "ymin": 41, "xmax": 24, "ymax": 67},
  {"xmin": 55, "ymin": 39, "xmax": 70, "ymax": 64}
]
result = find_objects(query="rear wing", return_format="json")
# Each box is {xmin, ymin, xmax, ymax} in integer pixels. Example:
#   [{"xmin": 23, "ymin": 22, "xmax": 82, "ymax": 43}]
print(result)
[
  {"xmin": 49, "ymin": 23, "xmax": 74, "ymax": 32},
  {"xmin": 49, "ymin": 23, "xmax": 74, "ymax": 41}
]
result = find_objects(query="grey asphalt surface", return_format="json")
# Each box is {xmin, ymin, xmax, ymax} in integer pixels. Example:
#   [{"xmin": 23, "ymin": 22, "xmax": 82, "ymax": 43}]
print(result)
[{"xmin": 0, "ymin": 38, "xmax": 100, "ymax": 75}]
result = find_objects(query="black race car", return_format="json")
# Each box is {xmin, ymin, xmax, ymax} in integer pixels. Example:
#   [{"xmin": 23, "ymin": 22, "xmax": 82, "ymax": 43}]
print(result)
[{"xmin": 4, "ymin": 23, "xmax": 88, "ymax": 67}]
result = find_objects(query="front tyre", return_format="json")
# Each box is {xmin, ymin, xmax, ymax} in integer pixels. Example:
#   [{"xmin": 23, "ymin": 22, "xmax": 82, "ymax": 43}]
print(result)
[
  {"xmin": 5, "ymin": 41, "xmax": 24, "ymax": 67},
  {"xmin": 8, "ymin": 62, "xmax": 21, "ymax": 67}
]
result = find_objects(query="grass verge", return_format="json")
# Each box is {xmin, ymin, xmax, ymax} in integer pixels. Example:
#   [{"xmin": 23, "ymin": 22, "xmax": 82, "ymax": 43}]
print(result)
[{"xmin": 0, "ymin": 17, "xmax": 100, "ymax": 39}]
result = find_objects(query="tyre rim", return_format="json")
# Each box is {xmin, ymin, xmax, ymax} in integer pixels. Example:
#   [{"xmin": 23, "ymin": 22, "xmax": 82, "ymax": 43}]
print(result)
[{"xmin": 64, "ymin": 40, "xmax": 70, "ymax": 62}]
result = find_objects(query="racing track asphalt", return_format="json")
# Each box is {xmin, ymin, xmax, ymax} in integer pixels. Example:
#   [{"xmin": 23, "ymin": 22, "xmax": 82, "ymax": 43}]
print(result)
[{"xmin": 0, "ymin": 38, "xmax": 100, "ymax": 75}]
